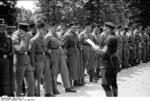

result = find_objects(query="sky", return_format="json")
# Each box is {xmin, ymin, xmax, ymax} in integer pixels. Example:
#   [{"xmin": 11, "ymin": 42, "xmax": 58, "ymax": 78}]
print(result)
[{"xmin": 16, "ymin": 0, "xmax": 36, "ymax": 12}]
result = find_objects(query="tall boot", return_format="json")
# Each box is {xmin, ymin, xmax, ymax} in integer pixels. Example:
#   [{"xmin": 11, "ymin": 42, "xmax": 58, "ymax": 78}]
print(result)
[
  {"xmin": 89, "ymin": 70, "xmax": 93, "ymax": 82},
  {"xmin": 79, "ymin": 79, "xmax": 84, "ymax": 86},
  {"xmin": 81, "ymin": 77, "xmax": 85, "ymax": 85},
  {"xmin": 112, "ymin": 88, "xmax": 118, "ymax": 97},
  {"xmin": 52, "ymin": 76, "xmax": 60, "ymax": 95},
  {"xmin": 93, "ymin": 72, "xmax": 98, "ymax": 83},
  {"xmin": 89, "ymin": 75, "xmax": 93, "ymax": 82},
  {"xmin": 96, "ymin": 68, "xmax": 101, "ymax": 78},
  {"xmin": 22, "ymin": 80, "xmax": 26, "ymax": 96},
  {"xmin": 73, "ymin": 80, "xmax": 78, "ymax": 86},
  {"xmin": 105, "ymin": 91, "xmax": 112, "ymax": 97}
]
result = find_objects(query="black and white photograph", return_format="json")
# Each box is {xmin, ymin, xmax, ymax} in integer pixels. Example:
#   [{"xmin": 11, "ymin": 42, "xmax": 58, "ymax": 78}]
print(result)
[{"xmin": 0, "ymin": 0, "xmax": 150, "ymax": 99}]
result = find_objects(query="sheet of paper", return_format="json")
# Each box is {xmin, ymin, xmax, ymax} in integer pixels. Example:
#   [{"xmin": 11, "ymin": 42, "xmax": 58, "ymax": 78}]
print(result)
[{"xmin": 85, "ymin": 39, "xmax": 99, "ymax": 49}]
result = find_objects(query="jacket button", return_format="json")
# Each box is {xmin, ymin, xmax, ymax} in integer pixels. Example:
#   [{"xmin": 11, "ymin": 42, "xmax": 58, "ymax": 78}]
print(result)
[
  {"xmin": 3, "ymin": 55, "xmax": 7, "ymax": 58},
  {"xmin": 24, "ymin": 52, "xmax": 28, "ymax": 55}
]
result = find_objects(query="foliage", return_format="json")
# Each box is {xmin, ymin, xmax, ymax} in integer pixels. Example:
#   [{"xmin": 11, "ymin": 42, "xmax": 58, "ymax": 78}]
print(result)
[
  {"xmin": 124, "ymin": 0, "xmax": 150, "ymax": 27},
  {"xmin": 0, "ymin": 0, "xmax": 17, "ymax": 25},
  {"xmin": 16, "ymin": 7, "xmax": 33, "ymax": 23},
  {"xmin": 35, "ymin": 0, "xmax": 150, "ymax": 27}
]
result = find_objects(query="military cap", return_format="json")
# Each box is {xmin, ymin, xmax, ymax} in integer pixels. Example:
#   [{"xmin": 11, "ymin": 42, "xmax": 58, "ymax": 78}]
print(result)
[
  {"xmin": 85, "ymin": 22, "xmax": 91, "ymax": 26},
  {"xmin": 0, "ymin": 18, "xmax": 7, "ymax": 27},
  {"xmin": 123, "ymin": 26, "xmax": 129, "ymax": 31},
  {"xmin": 36, "ymin": 21, "xmax": 45, "ymax": 28},
  {"xmin": 117, "ymin": 25, "xmax": 122, "ymax": 29},
  {"xmin": 68, "ymin": 23, "xmax": 74, "ymax": 28},
  {"xmin": 64, "ymin": 23, "xmax": 69, "ymax": 28},
  {"xmin": 104, "ymin": 22, "xmax": 115, "ymax": 29},
  {"xmin": 70, "ymin": 25, "xmax": 80, "ymax": 30},
  {"xmin": 18, "ymin": 22, "xmax": 29, "ymax": 31},
  {"xmin": 92, "ymin": 23, "xmax": 99, "ymax": 27},
  {"xmin": 73, "ymin": 22, "xmax": 79, "ymax": 26},
  {"xmin": 28, "ymin": 21, "xmax": 35, "ymax": 29}
]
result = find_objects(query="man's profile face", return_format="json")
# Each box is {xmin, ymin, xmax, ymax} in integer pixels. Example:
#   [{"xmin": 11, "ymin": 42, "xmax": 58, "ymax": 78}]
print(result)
[
  {"xmin": 104, "ymin": 26, "xmax": 113, "ymax": 34},
  {"xmin": 39, "ymin": 27, "xmax": 46, "ymax": 36},
  {"xmin": 86, "ymin": 26, "xmax": 92, "ymax": 34},
  {"xmin": 95, "ymin": 28, "xmax": 100, "ymax": 34}
]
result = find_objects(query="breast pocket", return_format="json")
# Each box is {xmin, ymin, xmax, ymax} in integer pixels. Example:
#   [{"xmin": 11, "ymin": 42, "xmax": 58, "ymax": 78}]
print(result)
[
  {"xmin": 67, "ymin": 48, "xmax": 74, "ymax": 56},
  {"xmin": 36, "ymin": 42, "xmax": 42, "ymax": 51}
]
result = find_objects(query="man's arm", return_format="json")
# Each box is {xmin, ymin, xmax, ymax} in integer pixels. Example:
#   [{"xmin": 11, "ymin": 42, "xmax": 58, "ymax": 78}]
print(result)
[
  {"xmin": 85, "ymin": 39, "xmax": 107, "ymax": 55},
  {"xmin": 62, "ymin": 35, "xmax": 69, "ymax": 54},
  {"xmin": 29, "ymin": 38, "xmax": 36, "ymax": 66},
  {"xmin": 12, "ymin": 33, "xmax": 27, "ymax": 54}
]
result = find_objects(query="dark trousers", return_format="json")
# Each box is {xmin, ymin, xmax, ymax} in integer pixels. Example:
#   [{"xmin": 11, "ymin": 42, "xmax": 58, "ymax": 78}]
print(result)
[
  {"xmin": 0, "ymin": 57, "xmax": 10, "ymax": 96},
  {"xmin": 101, "ymin": 68, "xmax": 118, "ymax": 97}
]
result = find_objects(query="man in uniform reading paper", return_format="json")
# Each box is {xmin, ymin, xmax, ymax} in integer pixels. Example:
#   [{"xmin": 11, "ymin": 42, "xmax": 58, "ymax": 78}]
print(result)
[{"xmin": 86, "ymin": 22, "xmax": 119, "ymax": 97}]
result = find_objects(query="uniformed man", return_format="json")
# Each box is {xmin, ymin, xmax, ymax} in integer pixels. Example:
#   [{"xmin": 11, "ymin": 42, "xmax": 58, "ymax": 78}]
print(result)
[
  {"xmin": 79, "ymin": 24, "xmax": 95, "ymax": 82},
  {"xmin": 145, "ymin": 27, "xmax": 150, "ymax": 61},
  {"xmin": 29, "ymin": 22, "xmax": 53, "ymax": 96},
  {"xmin": 138, "ymin": 27, "xmax": 143, "ymax": 63},
  {"xmin": 126, "ymin": 29, "xmax": 131, "ymax": 67},
  {"xmin": 91, "ymin": 26, "xmax": 102, "ymax": 82},
  {"xmin": 96, "ymin": 27, "xmax": 103, "ymax": 79},
  {"xmin": 121, "ymin": 27, "xmax": 129, "ymax": 68},
  {"xmin": 115, "ymin": 26, "xmax": 123, "ymax": 68},
  {"xmin": 142, "ymin": 28, "xmax": 147, "ymax": 63},
  {"xmin": 88, "ymin": 22, "xmax": 119, "ymax": 97},
  {"xmin": 62, "ymin": 26, "xmax": 84, "ymax": 86},
  {"xmin": 148, "ymin": 26, "xmax": 150, "ymax": 61},
  {"xmin": 127, "ymin": 27, "xmax": 135, "ymax": 66},
  {"xmin": 77, "ymin": 27, "xmax": 86, "ymax": 85},
  {"xmin": 12, "ymin": 22, "xmax": 35, "ymax": 96},
  {"xmin": 45, "ymin": 27, "xmax": 76, "ymax": 94},
  {"xmin": 28, "ymin": 21, "xmax": 37, "ymax": 91},
  {"xmin": 133, "ymin": 28, "xmax": 140, "ymax": 65},
  {"xmin": 6, "ymin": 25, "xmax": 16, "ymax": 96},
  {"xmin": 0, "ymin": 19, "xmax": 13, "ymax": 96}
]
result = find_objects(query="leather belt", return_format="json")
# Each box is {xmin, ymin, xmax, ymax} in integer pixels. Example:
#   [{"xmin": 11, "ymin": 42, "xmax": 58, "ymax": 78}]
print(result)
[
  {"xmin": 68, "ymin": 45, "xmax": 77, "ymax": 48},
  {"xmin": 50, "ymin": 46, "xmax": 61, "ymax": 49},
  {"xmin": 0, "ymin": 55, "xmax": 8, "ymax": 59},
  {"xmin": 16, "ymin": 52, "xmax": 28, "ymax": 55},
  {"xmin": 35, "ymin": 52, "xmax": 46, "ymax": 55},
  {"xmin": 83, "ymin": 44, "xmax": 90, "ymax": 46}
]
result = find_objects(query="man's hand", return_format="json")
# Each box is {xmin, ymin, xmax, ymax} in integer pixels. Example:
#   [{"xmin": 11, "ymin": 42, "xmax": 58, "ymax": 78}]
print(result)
[
  {"xmin": 3, "ymin": 55, "xmax": 7, "ymax": 58},
  {"xmin": 93, "ymin": 45, "xmax": 100, "ymax": 50},
  {"xmin": 85, "ymin": 39, "xmax": 99, "ymax": 49},
  {"xmin": 48, "ymin": 49, "xmax": 51, "ymax": 54},
  {"xmin": 102, "ymin": 46, "xmax": 107, "ymax": 52}
]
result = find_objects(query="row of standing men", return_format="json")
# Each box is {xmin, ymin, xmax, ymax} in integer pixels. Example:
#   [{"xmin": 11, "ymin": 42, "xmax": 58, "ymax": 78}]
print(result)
[
  {"xmin": 0, "ymin": 19, "xmax": 150, "ymax": 97},
  {"xmin": 0, "ymin": 20, "xmax": 101, "ymax": 97},
  {"xmin": 116, "ymin": 26, "xmax": 150, "ymax": 69}
]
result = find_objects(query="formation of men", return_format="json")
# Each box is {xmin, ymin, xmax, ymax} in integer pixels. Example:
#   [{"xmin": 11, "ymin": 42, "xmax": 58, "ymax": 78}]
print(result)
[
  {"xmin": 0, "ymin": 18, "xmax": 150, "ymax": 97},
  {"xmin": 116, "ymin": 26, "xmax": 150, "ymax": 69}
]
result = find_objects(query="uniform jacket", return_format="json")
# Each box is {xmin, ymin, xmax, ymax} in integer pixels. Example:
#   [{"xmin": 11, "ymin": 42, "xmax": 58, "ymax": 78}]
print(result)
[
  {"xmin": 29, "ymin": 34, "xmax": 47, "ymax": 66},
  {"xmin": 12, "ymin": 29, "xmax": 32, "ymax": 66},
  {"xmin": 0, "ymin": 34, "xmax": 12, "ymax": 96},
  {"xmin": 97, "ymin": 34, "xmax": 119, "ymax": 73}
]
